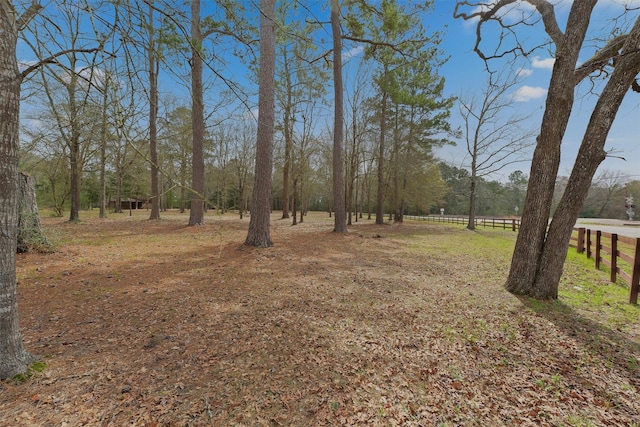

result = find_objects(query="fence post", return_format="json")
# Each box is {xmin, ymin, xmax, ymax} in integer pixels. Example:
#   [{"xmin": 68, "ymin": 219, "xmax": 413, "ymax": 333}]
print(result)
[
  {"xmin": 577, "ymin": 228, "xmax": 585, "ymax": 253},
  {"xmin": 512, "ymin": 219, "xmax": 516, "ymax": 232},
  {"xmin": 610, "ymin": 234, "xmax": 618, "ymax": 283},
  {"xmin": 586, "ymin": 229, "xmax": 592, "ymax": 259},
  {"xmin": 630, "ymin": 238, "xmax": 640, "ymax": 305},
  {"xmin": 596, "ymin": 230, "xmax": 602, "ymax": 270}
]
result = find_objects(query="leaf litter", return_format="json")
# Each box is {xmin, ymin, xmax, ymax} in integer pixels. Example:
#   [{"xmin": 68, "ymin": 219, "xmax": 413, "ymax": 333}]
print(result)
[{"xmin": 2, "ymin": 211, "xmax": 639, "ymax": 426}]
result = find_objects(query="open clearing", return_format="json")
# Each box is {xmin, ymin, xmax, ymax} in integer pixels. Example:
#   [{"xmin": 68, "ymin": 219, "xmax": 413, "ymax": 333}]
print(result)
[{"xmin": 2, "ymin": 211, "xmax": 639, "ymax": 426}]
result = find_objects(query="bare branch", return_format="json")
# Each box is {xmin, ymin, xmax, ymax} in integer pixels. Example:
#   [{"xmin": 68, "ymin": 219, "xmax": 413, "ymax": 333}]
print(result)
[
  {"xmin": 20, "ymin": 48, "xmax": 102, "ymax": 79},
  {"xmin": 574, "ymin": 34, "xmax": 629, "ymax": 83},
  {"xmin": 17, "ymin": 2, "xmax": 43, "ymax": 32},
  {"xmin": 342, "ymin": 35, "xmax": 428, "ymax": 61},
  {"xmin": 525, "ymin": 0, "xmax": 563, "ymax": 46}
]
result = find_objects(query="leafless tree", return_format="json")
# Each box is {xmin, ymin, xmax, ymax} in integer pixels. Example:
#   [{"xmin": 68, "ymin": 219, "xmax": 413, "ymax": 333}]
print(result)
[
  {"xmin": 583, "ymin": 169, "xmax": 628, "ymax": 218},
  {"xmin": 458, "ymin": 69, "xmax": 535, "ymax": 230}
]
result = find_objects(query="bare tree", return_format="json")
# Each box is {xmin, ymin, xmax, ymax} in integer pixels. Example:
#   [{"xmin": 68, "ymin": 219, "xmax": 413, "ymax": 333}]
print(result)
[
  {"xmin": 231, "ymin": 121, "xmax": 256, "ymax": 219},
  {"xmin": 275, "ymin": 1, "xmax": 326, "ymax": 220},
  {"xmin": 459, "ymin": 69, "xmax": 534, "ymax": 230},
  {"xmin": 245, "ymin": 0, "xmax": 276, "ymax": 247},
  {"xmin": 23, "ymin": 2, "xmax": 105, "ymax": 222},
  {"xmin": 344, "ymin": 64, "xmax": 374, "ymax": 225},
  {"xmin": 582, "ymin": 170, "xmax": 627, "ymax": 218},
  {"xmin": 456, "ymin": 1, "xmax": 640, "ymax": 299}
]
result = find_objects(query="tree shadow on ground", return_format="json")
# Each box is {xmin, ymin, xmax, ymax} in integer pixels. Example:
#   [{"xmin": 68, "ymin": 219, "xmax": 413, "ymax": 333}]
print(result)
[{"xmin": 519, "ymin": 296, "xmax": 640, "ymax": 392}]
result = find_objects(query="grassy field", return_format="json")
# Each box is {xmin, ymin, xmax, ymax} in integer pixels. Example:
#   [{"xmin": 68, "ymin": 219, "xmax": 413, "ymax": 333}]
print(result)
[{"xmin": 2, "ymin": 210, "xmax": 639, "ymax": 426}]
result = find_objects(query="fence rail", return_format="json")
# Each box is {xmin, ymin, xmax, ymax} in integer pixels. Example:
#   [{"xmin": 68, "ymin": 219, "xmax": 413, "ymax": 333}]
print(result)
[
  {"xmin": 570, "ymin": 228, "xmax": 640, "ymax": 304},
  {"xmin": 406, "ymin": 215, "xmax": 520, "ymax": 231}
]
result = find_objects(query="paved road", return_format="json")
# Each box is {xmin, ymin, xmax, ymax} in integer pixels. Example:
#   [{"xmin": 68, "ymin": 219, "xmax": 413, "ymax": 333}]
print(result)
[{"xmin": 575, "ymin": 219, "xmax": 640, "ymax": 239}]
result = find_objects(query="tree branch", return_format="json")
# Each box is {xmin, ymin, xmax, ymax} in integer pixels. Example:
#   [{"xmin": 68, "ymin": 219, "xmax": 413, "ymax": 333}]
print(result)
[
  {"xmin": 342, "ymin": 35, "xmax": 427, "ymax": 60},
  {"xmin": 574, "ymin": 34, "xmax": 629, "ymax": 84},
  {"xmin": 454, "ymin": 0, "xmax": 561, "ymax": 64},
  {"xmin": 20, "ymin": 48, "xmax": 102, "ymax": 79},
  {"xmin": 525, "ymin": 0, "xmax": 564, "ymax": 46},
  {"xmin": 17, "ymin": 2, "xmax": 43, "ymax": 32}
]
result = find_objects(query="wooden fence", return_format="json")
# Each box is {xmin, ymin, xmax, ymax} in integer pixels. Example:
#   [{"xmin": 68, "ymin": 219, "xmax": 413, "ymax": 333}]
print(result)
[
  {"xmin": 407, "ymin": 215, "xmax": 520, "ymax": 231},
  {"xmin": 570, "ymin": 228, "xmax": 640, "ymax": 304}
]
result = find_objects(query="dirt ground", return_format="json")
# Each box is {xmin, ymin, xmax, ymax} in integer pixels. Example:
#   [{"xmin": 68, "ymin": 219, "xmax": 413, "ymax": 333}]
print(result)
[{"xmin": 1, "ymin": 210, "xmax": 639, "ymax": 426}]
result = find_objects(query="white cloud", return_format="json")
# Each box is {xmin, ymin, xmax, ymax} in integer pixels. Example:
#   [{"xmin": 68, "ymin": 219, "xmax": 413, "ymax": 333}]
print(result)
[
  {"xmin": 516, "ymin": 68, "xmax": 533, "ymax": 78},
  {"xmin": 77, "ymin": 66, "xmax": 109, "ymax": 87},
  {"xmin": 25, "ymin": 118, "xmax": 45, "ymax": 130},
  {"xmin": 513, "ymin": 85, "xmax": 547, "ymax": 102},
  {"xmin": 342, "ymin": 45, "xmax": 364, "ymax": 62},
  {"xmin": 18, "ymin": 60, "xmax": 38, "ymax": 72},
  {"xmin": 596, "ymin": 0, "xmax": 640, "ymax": 8},
  {"xmin": 532, "ymin": 56, "xmax": 555, "ymax": 69}
]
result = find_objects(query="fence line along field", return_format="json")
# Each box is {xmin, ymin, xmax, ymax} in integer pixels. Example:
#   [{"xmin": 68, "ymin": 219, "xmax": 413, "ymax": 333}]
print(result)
[{"xmin": 4, "ymin": 210, "xmax": 640, "ymax": 426}]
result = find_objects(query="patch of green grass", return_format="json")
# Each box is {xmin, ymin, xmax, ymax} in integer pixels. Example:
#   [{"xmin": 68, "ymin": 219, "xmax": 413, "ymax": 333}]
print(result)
[
  {"xmin": 559, "ymin": 250, "xmax": 640, "ymax": 331},
  {"xmin": 564, "ymin": 414, "xmax": 596, "ymax": 427},
  {"xmin": 10, "ymin": 361, "xmax": 47, "ymax": 384},
  {"xmin": 401, "ymin": 226, "xmax": 517, "ymax": 270}
]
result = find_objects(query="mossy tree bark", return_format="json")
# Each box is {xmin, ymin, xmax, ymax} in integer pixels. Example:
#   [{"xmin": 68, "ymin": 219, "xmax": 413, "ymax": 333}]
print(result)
[{"xmin": 17, "ymin": 172, "xmax": 50, "ymax": 253}]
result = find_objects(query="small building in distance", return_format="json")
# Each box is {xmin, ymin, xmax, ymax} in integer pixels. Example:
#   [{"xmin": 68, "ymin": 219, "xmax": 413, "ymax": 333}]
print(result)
[{"xmin": 108, "ymin": 197, "xmax": 149, "ymax": 211}]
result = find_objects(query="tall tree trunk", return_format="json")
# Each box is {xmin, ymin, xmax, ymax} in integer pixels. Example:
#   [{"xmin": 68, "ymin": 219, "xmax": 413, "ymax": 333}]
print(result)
[
  {"xmin": 468, "ymin": 175, "xmax": 476, "ymax": 230},
  {"xmin": 245, "ymin": 0, "xmax": 276, "ymax": 247},
  {"xmin": 281, "ymin": 121, "xmax": 291, "ymax": 219},
  {"xmin": 189, "ymin": 0, "xmax": 205, "ymax": 225},
  {"xmin": 69, "ymin": 135, "xmax": 81, "ymax": 221},
  {"xmin": 533, "ymin": 18, "xmax": 640, "ymax": 298},
  {"xmin": 468, "ymin": 140, "xmax": 477, "ymax": 230},
  {"xmin": 180, "ymin": 173, "xmax": 186, "ymax": 213},
  {"xmin": 99, "ymin": 74, "xmax": 108, "ymax": 219},
  {"xmin": 331, "ymin": 0, "xmax": 347, "ymax": 233},
  {"xmin": 280, "ymin": 58, "xmax": 292, "ymax": 219},
  {"xmin": 398, "ymin": 175, "xmax": 406, "ymax": 224},
  {"xmin": 505, "ymin": 1, "xmax": 596, "ymax": 297},
  {"xmin": 0, "ymin": 4, "xmax": 37, "ymax": 379},
  {"xmin": 347, "ymin": 101, "xmax": 358, "ymax": 226},
  {"xmin": 392, "ymin": 107, "xmax": 401, "ymax": 223},
  {"xmin": 375, "ymin": 88, "xmax": 388, "ymax": 225},
  {"xmin": 68, "ymin": 63, "xmax": 81, "ymax": 222},
  {"xmin": 299, "ymin": 175, "xmax": 305, "ymax": 224},
  {"xmin": 148, "ymin": 0, "xmax": 161, "ymax": 220},
  {"xmin": 292, "ymin": 178, "xmax": 298, "ymax": 226},
  {"xmin": 115, "ymin": 172, "xmax": 123, "ymax": 213}
]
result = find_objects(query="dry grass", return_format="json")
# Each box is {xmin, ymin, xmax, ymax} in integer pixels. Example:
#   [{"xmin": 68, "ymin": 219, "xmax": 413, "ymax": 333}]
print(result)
[{"xmin": 2, "ymin": 210, "xmax": 639, "ymax": 426}]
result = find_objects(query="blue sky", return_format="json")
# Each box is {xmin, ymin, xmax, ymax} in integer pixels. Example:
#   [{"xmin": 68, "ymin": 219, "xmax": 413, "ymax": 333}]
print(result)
[
  {"xmin": 17, "ymin": 0, "xmax": 640, "ymax": 184},
  {"xmin": 426, "ymin": 0, "xmax": 640, "ymax": 182}
]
